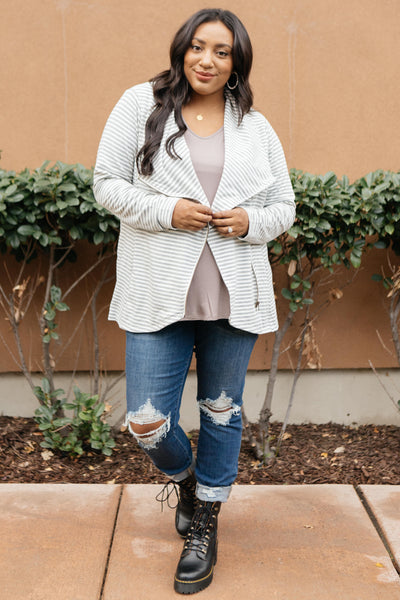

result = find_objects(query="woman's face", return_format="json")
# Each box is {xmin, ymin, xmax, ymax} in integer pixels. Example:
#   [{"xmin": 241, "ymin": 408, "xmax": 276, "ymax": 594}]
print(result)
[{"xmin": 183, "ymin": 21, "xmax": 234, "ymax": 99}]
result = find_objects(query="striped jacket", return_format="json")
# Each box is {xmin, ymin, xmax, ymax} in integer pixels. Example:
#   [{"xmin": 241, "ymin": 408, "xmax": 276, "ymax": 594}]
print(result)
[{"xmin": 93, "ymin": 82, "xmax": 295, "ymax": 334}]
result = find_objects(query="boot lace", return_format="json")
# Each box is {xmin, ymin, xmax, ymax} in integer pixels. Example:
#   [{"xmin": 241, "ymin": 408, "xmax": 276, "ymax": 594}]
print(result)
[
  {"xmin": 183, "ymin": 502, "xmax": 218, "ymax": 556},
  {"xmin": 155, "ymin": 476, "xmax": 197, "ymax": 511},
  {"xmin": 155, "ymin": 482, "xmax": 179, "ymax": 511}
]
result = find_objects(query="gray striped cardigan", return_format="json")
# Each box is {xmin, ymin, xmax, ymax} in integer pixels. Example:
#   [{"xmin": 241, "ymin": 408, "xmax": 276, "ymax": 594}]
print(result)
[{"xmin": 93, "ymin": 82, "xmax": 295, "ymax": 334}]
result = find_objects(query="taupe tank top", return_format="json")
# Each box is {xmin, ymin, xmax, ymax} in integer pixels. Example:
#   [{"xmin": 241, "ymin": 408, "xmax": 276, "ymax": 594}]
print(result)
[{"xmin": 183, "ymin": 126, "xmax": 230, "ymax": 320}]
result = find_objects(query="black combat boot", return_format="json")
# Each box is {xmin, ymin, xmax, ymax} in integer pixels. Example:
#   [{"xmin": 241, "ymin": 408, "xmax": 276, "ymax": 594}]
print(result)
[
  {"xmin": 174, "ymin": 500, "xmax": 221, "ymax": 594},
  {"xmin": 156, "ymin": 474, "xmax": 197, "ymax": 538},
  {"xmin": 175, "ymin": 473, "xmax": 197, "ymax": 538}
]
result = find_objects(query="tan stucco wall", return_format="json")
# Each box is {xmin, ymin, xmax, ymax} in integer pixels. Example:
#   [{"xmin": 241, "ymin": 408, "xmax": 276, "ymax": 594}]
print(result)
[
  {"xmin": 1, "ymin": 0, "xmax": 399, "ymax": 178},
  {"xmin": 0, "ymin": 246, "xmax": 397, "ymax": 372},
  {"xmin": 1, "ymin": 0, "xmax": 399, "ymax": 374}
]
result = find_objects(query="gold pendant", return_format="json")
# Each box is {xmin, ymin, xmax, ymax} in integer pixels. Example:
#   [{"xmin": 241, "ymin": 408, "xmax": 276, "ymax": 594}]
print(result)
[{"xmin": 196, "ymin": 114, "xmax": 204, "ymax": 121}]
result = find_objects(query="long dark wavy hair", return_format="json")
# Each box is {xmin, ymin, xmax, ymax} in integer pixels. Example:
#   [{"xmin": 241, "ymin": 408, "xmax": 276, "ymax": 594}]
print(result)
[{"xmin": 136, "ymin": 8, "xmax": 253, "ymax": 176}]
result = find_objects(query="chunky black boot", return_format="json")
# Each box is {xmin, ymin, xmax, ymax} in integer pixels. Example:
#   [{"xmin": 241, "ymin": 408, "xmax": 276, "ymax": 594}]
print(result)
[
  {"xmin": 174, "ymin": 500, "xmax": 221, "ymax": 595},
  {"xmin": 156, "ymin": 474, "xmax": 197, "ymax": 538},
  {"xmin": 175, "ymin": 474, "xmax": 197, "ymax": 538}
]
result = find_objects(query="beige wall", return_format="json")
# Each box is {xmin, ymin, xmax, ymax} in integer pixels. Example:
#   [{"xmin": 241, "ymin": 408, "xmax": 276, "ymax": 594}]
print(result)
[
  {"xmin": 1, "ymin": 0, "xmax": 399, "ymax": 374},
  {"xmin": 1, "ymin": 0, "xmax": 399, "ymax": 179},
  {"xmin": 2, "ymin": 370, "xmax": 400, "ymax": 426},
  {"xmin": 0, "ymin": 247, "xmax": 397, "ymax": 372}
]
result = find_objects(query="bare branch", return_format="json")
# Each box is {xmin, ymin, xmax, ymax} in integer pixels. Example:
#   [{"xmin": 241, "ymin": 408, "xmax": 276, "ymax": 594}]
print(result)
[
  {"xmin": 3, "ymin": 260, "xmax": 15, "ymax": 290},
  {"xmin": 0, "ymin": 278, "xmax": 11, "ymax": 306},
  {"xmin": 52, "ymin": 244, "xmax": 74, "ymax": 270},
  {"xmin": 389, "ymin": 292, "xmax": 400, "ymax": 366},
  {"xmin": 257, "ymin": 310, "xmax": 295, "ymax": 462},
  {"xmin": 0, "ymin": 271, "xmax": 36, "ymax": 393},
  {"xmin": 7, "ymin": 307, "xmax": 36, "ymax": 395},
  {"xmin": 20, "ymin": 273, "xmax": 45, "ymax": 318},
  {"xmin": 62, "ymin": 252, "xmax": 113, "ymax": 300},
  {"xmin": 39, "ymin": 246, "xmax": 55, "ymax": 393},
  {"xmin": 65, "ymin": 325, "xmax": 86, "ymax": 400},
  {"xmin": 54, "ymin": 294, "xmax": 93, "ymax": 361},
  {"xmin": 99, "ymin": 371, "xmax": 126, "ymax": 404},
  {"xmin": 276, "ymin": 305, "xmax": 312, "ymax": 455},
  {"xmin": 14, "ymin": 243, "xmax": 34, "ymax": 289},
  {"xmin": 368, "ymin": 360, "xmax": 400, "ymax": 413},
  {"xmin": 0, "ymin": 327, "xmax": 21, "ymax": 369},
  {"xmin": 242, "ymin": 407, "xmax": 263, "ymax": 460},
  {"xmin": 375, "ymin": 329, "xmax": 395, "ymax": 358},
  {"xmin": 0, "ymin": 287, "xmax": 10, "ymax": 312},
  {"xmin": 91, "ymin": 260, "xmax": 113, "ymax": 395}
]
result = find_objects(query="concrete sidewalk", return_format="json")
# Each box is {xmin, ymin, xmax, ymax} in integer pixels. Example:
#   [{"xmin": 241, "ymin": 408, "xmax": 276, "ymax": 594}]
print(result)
[{"xmin": 0, "ymin": 484, "xmax": 399, "ymax": 599}]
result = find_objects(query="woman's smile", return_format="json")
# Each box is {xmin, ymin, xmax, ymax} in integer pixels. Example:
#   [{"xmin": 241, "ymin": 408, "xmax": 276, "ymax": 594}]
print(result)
[{"xmin": 195, "ymin": 71, "xmax": 215, "ymax": 81}]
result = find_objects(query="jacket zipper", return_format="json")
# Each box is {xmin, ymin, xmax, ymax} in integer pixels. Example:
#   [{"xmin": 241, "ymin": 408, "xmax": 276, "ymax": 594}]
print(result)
[{"xmin": 251, "ymin": 261, "xmax": 260, "ymax": 309}]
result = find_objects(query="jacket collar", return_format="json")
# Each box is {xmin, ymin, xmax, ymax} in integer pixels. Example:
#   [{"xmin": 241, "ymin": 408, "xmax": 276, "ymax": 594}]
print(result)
[{"xmin": 138, "ymin": 92, "xmax": 275, "ymax": 210}]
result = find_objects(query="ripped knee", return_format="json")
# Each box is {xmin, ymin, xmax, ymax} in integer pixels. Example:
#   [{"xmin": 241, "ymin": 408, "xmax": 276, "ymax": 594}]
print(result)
[
  {"xmin": 199, "ymin": 391, "xmax": 241, "ymax": 426},
  {"xmin": 126, "ymin": 399, "xmax": 171, "ymax": 449},
  {"xmin": 130, "ymin": 419, "xmax": 166, "ymax": 436}
]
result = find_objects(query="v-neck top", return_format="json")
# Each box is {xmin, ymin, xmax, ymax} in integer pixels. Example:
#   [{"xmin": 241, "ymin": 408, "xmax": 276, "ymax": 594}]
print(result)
[{"xmin": 182, "ymin": 125, "xmax": 230, "ymax": 320}]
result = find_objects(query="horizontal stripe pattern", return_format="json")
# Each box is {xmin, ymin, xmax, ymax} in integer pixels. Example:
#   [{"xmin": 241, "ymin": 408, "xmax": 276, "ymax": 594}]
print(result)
[{"xmin": 93, "ymin": 82, "xmax": 295, "ymax": 334}]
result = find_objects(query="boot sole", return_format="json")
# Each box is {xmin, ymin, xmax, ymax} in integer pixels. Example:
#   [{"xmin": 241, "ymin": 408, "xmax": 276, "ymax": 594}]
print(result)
[
  {"xmin": 174, "ymin": 564, "xmax": 215, "ymax": 594},
  {"xmin": 174, "ymin": 543, "xmax": 218, "ymax": 594}
]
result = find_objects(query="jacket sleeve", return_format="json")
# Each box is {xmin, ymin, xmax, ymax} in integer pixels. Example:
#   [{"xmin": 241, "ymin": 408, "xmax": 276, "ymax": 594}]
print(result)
[
  {"xmin": 93, "ymin": 88, "xmax": 180, "ymax": 230},
  {"xmin": 239, "ymin": 124, "xmax": 296, "ymax": 245}
]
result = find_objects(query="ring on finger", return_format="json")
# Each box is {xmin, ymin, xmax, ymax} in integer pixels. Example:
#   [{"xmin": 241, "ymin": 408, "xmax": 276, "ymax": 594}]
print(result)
[{"xmin": 227, "ymin": 226, "xmax": 233, "ymax": 234}]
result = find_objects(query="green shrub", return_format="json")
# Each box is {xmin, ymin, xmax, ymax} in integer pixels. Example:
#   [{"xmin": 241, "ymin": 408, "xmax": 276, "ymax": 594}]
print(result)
[
  {"xmin": 0, "ymin": 161, "xmax": 119, "ymax": 257},
  {"xmin": 34, "ymin": 379, "xmax": 116, "ymax": 457}
]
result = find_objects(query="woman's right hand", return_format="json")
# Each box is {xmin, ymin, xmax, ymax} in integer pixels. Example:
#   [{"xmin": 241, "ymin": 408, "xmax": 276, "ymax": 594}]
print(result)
[{"xmin": 172, "ymin": 199, "xmax": 213, "ymax": 231}]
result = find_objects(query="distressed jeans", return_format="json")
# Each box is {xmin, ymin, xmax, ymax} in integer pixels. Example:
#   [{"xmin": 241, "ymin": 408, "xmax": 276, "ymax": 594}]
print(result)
[{"xmin": 125, "ymin": 320, "xmax": 257, "ymax": 502}]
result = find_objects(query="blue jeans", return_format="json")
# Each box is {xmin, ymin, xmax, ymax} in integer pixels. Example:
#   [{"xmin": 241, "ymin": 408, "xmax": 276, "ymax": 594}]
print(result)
[{"xmin": 125, "ymin": 320, "xmax": 257, "ymax": 502}]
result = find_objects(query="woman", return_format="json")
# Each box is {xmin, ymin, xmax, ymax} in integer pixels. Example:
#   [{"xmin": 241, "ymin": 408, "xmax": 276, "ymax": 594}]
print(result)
[{"xmin": 94, "ymin": 8, "xmax": 295, "ymax": 595}]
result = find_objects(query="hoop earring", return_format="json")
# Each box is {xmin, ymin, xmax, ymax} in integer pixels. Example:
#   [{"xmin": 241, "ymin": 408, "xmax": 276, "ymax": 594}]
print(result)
[{"xmin": 226, "ymin": 72, "xmax": 239, "ymax": 90}]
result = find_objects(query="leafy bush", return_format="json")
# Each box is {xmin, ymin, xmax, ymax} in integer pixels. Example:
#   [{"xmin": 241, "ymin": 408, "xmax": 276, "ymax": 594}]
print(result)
[
  {"xmin": 0, "ymin": 162, "xmax": 121, "ymax": 421},
  {"xmin": 34, "ymin": 379, "xmax": 116, "ymax": 456},
  {"xmin": 352, "ymin": 170, "xmax": 400, "ymax": 254},
  {"xmin": 268, "ymin": 169, "xmax": 400, "ymax": 314},
  {"xmin": 0, "ymin": 161, "xmax": 119, "ymax": 256},
  {"xmin": 248, "ymin": 168, "xmax": 400, "ymax": 461}
]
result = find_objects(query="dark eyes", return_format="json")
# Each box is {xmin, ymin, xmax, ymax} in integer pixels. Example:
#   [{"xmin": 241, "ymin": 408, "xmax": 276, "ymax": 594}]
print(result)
[{"xmin": 190, "ymin": 45, "xmax": 230, "ymax": 58}]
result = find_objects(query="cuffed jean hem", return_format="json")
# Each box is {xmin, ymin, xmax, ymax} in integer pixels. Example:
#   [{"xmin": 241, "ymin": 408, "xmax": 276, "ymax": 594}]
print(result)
[
  {"xmin": 196, "ymin": 483, "xmax": 231, "ymax": 503},
  {"xmin": 168, "ymin": 459, "xmax": 196, "ymax": 483}
]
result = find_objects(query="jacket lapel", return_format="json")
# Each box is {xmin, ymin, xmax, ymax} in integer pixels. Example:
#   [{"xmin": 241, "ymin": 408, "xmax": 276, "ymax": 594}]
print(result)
[
  {"xmin": 137, "ymin": 93, "xmax": 275, "ymax": 209},
  {"xmin": 140, "ymin": 111, "xmax": 208, "ymax": 205},
  {"xmin": 213, "ymin": 94, "xmax": 275, "ymax": 212}
]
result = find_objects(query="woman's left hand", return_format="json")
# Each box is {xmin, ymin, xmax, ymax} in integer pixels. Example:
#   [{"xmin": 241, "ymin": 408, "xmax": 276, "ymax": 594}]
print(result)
[{"xmin": 211, "ymin": 207, "xmax": 249, "ymax": 238}]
